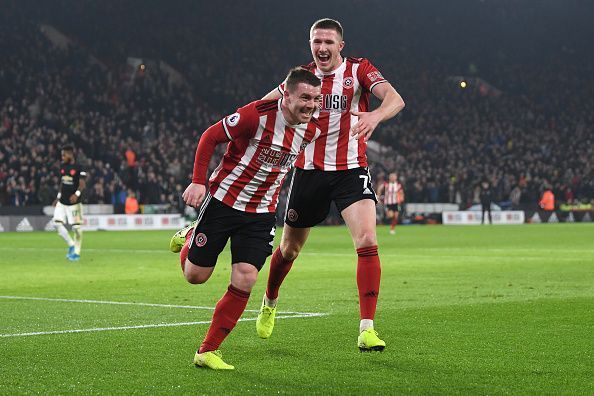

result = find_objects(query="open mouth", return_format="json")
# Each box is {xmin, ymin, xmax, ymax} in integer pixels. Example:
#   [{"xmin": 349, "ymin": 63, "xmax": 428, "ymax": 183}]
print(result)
[{"xmin": 317, "ymin": 53, "xmax": 330, "ymax": 64}]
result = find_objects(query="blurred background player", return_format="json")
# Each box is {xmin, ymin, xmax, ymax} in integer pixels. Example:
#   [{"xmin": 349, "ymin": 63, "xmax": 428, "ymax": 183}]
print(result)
[
  {"xmin": 480, "ymin": 180, "xmax": 493, "ymax": 225},
  {"xmin": 168, "ymin": 68, "xmax": 322, "ymax": 370},
  {"xmin": 257, "ymin": 18, "xmax": 405, "ymax": 352},
  {"xmin": 53, "ymin": 145, "xmax": 86, "ymax": 261},
  {"xmin": 378, "ymin": 172, "xmax": 405, "ymax": 234}
]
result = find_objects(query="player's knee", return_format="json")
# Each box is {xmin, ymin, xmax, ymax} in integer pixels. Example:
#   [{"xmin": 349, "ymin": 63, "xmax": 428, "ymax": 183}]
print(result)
[
  {"xmin": 279, "ymin": 242, "xmax": 301, "ymax": 261},
  {"xmin": 231, "ymin": 264, "xmax": 258, "ymax": 290},
  {"xmin": 354, "ymin": 231, "xmax": 377, "ymax": 249},
  {"xmin": 183, "ymin": 262, "xmax": 211, "ymax": 284}
]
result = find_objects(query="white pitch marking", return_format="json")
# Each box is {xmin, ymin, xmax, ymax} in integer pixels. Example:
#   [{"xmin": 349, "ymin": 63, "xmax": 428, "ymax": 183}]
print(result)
[
  {"xmin": 0, "ymin": 313, "xmax": 326, "ymax": 338},
  {"xmin": 0, "ymin": 295, "xmax": 319, "ymax": 315},
  {"xmin": 2, "ymin": 246, "xmax": 593, "ymax": 256}
]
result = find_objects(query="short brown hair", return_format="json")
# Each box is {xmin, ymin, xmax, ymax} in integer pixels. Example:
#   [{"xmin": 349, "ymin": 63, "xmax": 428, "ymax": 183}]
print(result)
[
  {"xmin": 285, "ymin": 67, "xmax": 321, "ymax": 92},
  {"xmin": 310, "ymin": 18, "xmax": 343, "ymax": 39}
]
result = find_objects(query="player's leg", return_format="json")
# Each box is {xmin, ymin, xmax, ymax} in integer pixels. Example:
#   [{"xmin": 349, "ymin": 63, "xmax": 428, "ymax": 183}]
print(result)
[
  {"xmin": 69, "ymin": 203, "xmax": 83, "ymax": 261},
  {"xmin": 257, "ymin": 169, "xmax": 330, "ymax": 338},
  {"xmin": 386, "ymin": 207, "xmax": 396, "ymax": 234},
  {"xmin": 334, "ymin": 168, "xmax": 384, "ymax": 351},
  {"xmin": 196, "ymin": 214, "xmax": 273, "ymax": 369},
  {"xmin": 256, "ymin": 225, "xmax": 310, "ymax": 339},
  {"xmin": 342, "ymin": 200, "xmax": 385, "ymax": 352},
  {"xmin": 53, "ymin": 202, "xmax": 74, "ymax": 259}
]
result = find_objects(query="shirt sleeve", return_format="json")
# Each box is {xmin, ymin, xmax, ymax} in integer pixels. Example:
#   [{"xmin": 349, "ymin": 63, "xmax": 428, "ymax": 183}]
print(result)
[
  {"xmin": 221, "ymin": 103, "xmax": 259, "ymax": 141},
  {"xmin": 356, "ymin": 58, "xmax": 388, "ymax": 93},
  {"xmin": 192, "ymin": 103, "xmax": 259, "ymax": 184}
]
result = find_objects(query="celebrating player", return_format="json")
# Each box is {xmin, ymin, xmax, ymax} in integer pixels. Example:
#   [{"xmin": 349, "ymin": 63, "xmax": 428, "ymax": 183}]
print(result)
[
  {"xmin": 256, "ymin": 18, "xmax": 405, "ymax": 352},
  {"xmin": 168, "ymin": 68, "xmax": 322, "ymax": 370},
  {"xmin": 53, "ymin": 145, "xmax": 86, "ymax": 261},
  {"xmin": 378, "ymin": 172, "xmax": 405, "ymax": 234}
]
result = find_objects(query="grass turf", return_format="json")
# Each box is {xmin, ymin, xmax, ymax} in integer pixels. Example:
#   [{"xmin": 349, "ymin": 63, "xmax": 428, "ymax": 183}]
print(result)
[{"xmin": 0, "ymin": 223, "xmax": 593, "ymax": 394}]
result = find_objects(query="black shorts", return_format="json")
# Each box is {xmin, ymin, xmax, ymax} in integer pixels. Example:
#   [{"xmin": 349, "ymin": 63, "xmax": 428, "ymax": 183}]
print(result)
[
  {"xmin": 187, "ymin": 195, "xmax": 276, "ymax": 270},
  {"xmin": 386, "ymin": 204, "xmax": 400, "ymax": 212},
  {"xmin": 285, "ymin": 167, "xmax": 378, "ymax": 228}
]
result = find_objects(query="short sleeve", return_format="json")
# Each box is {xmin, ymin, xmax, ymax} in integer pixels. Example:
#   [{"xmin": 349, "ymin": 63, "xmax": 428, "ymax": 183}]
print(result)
[{"xmin": 356, "ymin": 59, "xmax": 388, "ymax": 93}]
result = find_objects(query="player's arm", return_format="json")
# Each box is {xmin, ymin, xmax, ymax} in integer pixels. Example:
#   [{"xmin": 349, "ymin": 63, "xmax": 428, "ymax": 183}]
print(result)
[
  {"xmin": 69, "ymin": 171, "xmax": 87, "ymax": 204},
  {"xmin": 183, "ymin": 122, "xmax": 231, "ymax": 208},
  {"xmin": 183, "ymin": 106, "xmax": 258, "ymax": 207},
  {"xmin": 351, "ymin": 82, "xmax": 405, "ymax": 141},
  {"xmin": 261, "ymin": 88, "xmax": 282, "ymax": 100}
]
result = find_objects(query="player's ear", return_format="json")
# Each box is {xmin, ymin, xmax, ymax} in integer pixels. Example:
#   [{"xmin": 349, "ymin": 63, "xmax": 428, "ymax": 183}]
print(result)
[{"xmin": 339, "ymin": 40, "xmax": 345, "ymax": 52}]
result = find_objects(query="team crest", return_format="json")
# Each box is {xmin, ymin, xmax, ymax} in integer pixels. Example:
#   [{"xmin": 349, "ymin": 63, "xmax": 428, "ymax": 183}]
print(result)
[
  {"xmin": 195, "ymin": 232, "xmax": 207, "ymax": 247},
  {"xmin": 225, "ymin": 113, "xmax": 241, "ymax": 127},
  {"xmin": 343, "ymin": 77, "xmax": 354, "ymax": 89},
  {"xmin": 287, "ymin": 209, "xmax": 299, "ymax": 222}
]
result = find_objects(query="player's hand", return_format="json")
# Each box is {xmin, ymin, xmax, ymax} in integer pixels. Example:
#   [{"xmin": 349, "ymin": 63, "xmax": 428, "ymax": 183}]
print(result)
[
  {"xmin": 69, "ymin": 194, "xmax": 78, "ymax": 204},
  {"xmin": 182, "ymin": 183, "xmax": 206, "ymax": 208},
  {"xmin": 350, "ymin": 110, "xmax": 382, "ymax": 141}
]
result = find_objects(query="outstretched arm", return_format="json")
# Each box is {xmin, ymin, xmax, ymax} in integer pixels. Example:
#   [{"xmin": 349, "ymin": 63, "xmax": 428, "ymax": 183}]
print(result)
[{"xmin": 350, "ymin": 82, "xmax": 405, "ymax": 141}]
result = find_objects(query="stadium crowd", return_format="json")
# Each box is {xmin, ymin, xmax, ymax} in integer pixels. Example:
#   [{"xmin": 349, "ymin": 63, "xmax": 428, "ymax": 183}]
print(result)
[{"xmin": 1, "ymin": 0, "xmax": 592, "ymax": 212}]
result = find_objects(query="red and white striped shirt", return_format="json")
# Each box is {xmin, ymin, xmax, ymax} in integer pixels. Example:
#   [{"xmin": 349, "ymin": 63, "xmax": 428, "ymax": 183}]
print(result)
[
  {"xmin": 383, "ymin": 182, "xmax": 404, "ymax": 205},
  {"xmin": 278, "ymin": 57, "xmax": 387, "ymax": 171},
  {"xmin": 207, "ymin": 99, "xmax": 321, "ymax": 213}
]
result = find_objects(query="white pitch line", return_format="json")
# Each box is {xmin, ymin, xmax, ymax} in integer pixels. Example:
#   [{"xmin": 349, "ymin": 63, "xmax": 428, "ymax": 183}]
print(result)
[
  {"xmin": 0, "ymin": 295, "xmax": 318, "ymax": 315},
  {"xmin": 0, "ymin": 313, "xmax": 326, "ymax": 338},
  {"xmin": 2, "ymin": 246, "xmax": 593, "ymax": 258}
]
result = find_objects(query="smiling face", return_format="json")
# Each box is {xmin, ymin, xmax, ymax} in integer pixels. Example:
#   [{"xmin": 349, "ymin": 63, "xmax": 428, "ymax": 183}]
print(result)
[
  {"xmin": 310, "ymin": 28, "xmax": 344, "ymax": 73},
  {"xmin": 283, "ymin": 82, "xmax": 322, "ymax": 125}
]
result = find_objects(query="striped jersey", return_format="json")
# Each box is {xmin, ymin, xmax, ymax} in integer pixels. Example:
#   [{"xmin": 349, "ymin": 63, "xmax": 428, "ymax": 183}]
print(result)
[
  {"xmin": 383, "ymin": 181, "xmax": 404, "ymax": 205},
  {"xmin": 209, "ymin": 99, "xmax": 322, "ymax": 213},
  {"xmin": 278, "ymin": 57, "xmax": 387, "ymax": 171}
]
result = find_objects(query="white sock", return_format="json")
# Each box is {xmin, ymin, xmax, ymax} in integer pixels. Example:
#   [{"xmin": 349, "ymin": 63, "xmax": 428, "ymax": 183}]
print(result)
[
  {"xmin": 56, "ymin": 223, "xmax": 74, "ymax": 246},
  {"xmin": 73, "ymin": 225, "xmax": 82, "ymax": 255},
  {"xmin": 264, "ymin": 295, "xmax": 277, "ymax": 308},
  {"xmin": 360, "ymin": 319, "xmax": 374, "ymax": 333}
]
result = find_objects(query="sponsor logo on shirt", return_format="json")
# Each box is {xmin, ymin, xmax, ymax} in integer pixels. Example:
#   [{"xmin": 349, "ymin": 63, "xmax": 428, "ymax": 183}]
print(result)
[
  {"xmin": 321, "ymin": 94, "xmax": 348, "ymax": 113},
  {"xmin": 366, "ymin": 71, "xmax": 383, "ymax": 82}
]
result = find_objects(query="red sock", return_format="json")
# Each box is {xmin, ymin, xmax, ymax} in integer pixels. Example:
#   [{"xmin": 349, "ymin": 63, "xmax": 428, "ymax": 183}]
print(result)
[
  {"xmin": 266, "ymin": 247, "xmax": 294, "ymax": 300},
  {"xmin": 356, "ymin": 245, "xmax": 381, "ymax": 320},
  {"xmin": 199, "ymin": 284, "xmax": 250, "ymax": 353},
  {"xmin": 390, "ymin": 216, "xmax": 397, "ymax": 230},
  {"xmin": 179, "ymin": 231, "xmax": 193, "ymax": 272}
]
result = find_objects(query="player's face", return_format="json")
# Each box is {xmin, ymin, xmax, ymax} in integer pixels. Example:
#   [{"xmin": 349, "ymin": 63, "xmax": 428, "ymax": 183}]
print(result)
[
  {"xmin": 310, "ymin": 28, "xmax": 344, "ymax": 73},
  {"xmin": 284, "ymin": 83, "xmax": 322, "ymax": 124},
  {"xmin": 389, "ymin": 173, "xmax": 397, "ymax": 182},
  {"xmin": 61, "ymin": 150, "xmax": 74, "ymax": 163}
]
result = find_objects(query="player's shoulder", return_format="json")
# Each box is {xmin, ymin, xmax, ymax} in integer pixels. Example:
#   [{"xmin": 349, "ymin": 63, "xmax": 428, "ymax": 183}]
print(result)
[
  {"xmin": 300, "ymin": 61, "xmax": 316, "ymax": 72},
  {"xmin": 253, "ymin": 99, "xmax": 280, "ymax": 115},
  {"xmin": 346, "ymin": 56, "xmax": 372, "ymax": 65}
]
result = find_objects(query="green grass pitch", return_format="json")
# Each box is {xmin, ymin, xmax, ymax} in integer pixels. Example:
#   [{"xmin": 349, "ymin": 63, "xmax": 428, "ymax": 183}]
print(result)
[{"xmin": 1, "ymin": 224, "xmax": 593, "ymax": 395}]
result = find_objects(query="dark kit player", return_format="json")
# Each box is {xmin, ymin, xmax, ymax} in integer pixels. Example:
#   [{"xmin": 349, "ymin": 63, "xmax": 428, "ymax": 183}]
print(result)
[{"xmin": 53, "ymin": 145, "xmax": 86, "ymax": 261}]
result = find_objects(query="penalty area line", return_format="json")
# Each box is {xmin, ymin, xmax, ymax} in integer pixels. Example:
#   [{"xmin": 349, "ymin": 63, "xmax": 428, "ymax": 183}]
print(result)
[{"xmin": 0, "ymin": 313, "xmax": 326, "ymax": 338}]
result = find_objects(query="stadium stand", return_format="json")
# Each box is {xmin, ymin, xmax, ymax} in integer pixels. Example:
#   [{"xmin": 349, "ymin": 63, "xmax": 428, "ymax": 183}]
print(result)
[{"xmin": 1, "ymin": 0, "xmax": 592, "ymax": 215}]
